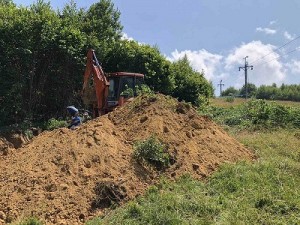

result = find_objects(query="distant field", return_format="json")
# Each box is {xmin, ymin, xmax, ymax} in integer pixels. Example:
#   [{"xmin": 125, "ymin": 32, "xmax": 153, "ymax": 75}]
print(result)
[{"xmin": 211, "ymin": 97, "xmax": 300, "ymax": 108}]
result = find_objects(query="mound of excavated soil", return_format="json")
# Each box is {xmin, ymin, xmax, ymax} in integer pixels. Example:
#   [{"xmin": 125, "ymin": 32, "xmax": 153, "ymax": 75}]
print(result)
[
  {"xmin": 0, "ymin": 138, "xmax": 13, "ymax": 155},
  {"xmin": 0, "ymin": 94, "xmax": 254, "ymax": 224}
]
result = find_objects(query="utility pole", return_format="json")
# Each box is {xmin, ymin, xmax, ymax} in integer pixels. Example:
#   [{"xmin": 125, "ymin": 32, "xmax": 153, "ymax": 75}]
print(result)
[
  {"xmin": 239, "ymin": 56, "xmax": 253, "ymax": 99},
  {"xmin": 218, "ymin": 80, "xmax": 224, "ymax": 97}
]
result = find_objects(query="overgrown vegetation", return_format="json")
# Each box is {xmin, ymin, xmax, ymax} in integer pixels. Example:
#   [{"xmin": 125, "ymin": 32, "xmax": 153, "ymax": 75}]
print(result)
[
  {"xmin": 42, "ymin": 118, "xmax": 68, "ymax": 131},
  {"xmin": 0, "ymin": 0, "xmax": 213, "ymax": 127},
  {"xmin": 133, "ymin": 135, "xmax": 170, "ymax": 170},
  {"xmin": 202, "ymin": 99, "xmax": 300, "ymax": 130},
  {"xmin": 3, "ymin": 1, "xmax": 300, "ymax": 224},
  {"xmin": 171, "ymin": 56, "xmax": 213, "ymax": 107},
  {"xmin": 222, "ymin": 83, "xmax": 300, "ymax": 102},
  {"xmin": 88, "ymin": 129, "xmax": 300, "ymax": 225},
  {"xmin": 85, "ymin": 99, "xmax": 300, "ymax": 224}
]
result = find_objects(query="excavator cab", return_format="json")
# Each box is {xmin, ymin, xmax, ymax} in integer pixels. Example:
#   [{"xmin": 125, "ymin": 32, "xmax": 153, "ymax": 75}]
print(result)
[{"xmin": 107, "ymin": 72, "xmax": 144, "ymax": 108}]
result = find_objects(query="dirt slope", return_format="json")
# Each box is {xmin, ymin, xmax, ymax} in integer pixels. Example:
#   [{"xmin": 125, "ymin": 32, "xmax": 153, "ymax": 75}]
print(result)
[{"xmin": 0, "ymin": 94, "xmax": 254, "ymax": 224}]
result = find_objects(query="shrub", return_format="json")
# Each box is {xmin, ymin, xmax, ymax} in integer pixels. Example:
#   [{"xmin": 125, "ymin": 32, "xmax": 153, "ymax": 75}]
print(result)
[
  {"xmin": 136, "ymin": 84, "xmax": 154, "ymax": 96},
  {"xmin": 24, "ymin": 129, "xmax": 34, "ymax": 139},
  {"xmin": 133, "ymin": 135, "xmax": 170, "ymax": 170},
  {"xmin": 120, "ymin": 85, "xmax": 134, "ymax": 98},
  {"xmin": 201, "ymin": 99, "xmax": 300, "ymax": 130},
  {"xmin": 225, "ymin": 94, "xmax": 235, "ymax": 103},
  {"xmin": 44, "ymin": 118, "xmax": 67, "ymax": 131}
]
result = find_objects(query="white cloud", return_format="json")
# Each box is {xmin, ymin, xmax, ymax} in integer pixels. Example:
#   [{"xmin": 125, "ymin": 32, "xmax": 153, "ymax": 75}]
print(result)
[
  {"xmin": 286, "ymin": 60, "xmax": 300, "ymax": 74},
  {"xmin": 167, "ymin": 41, "xmax": 297, "ymax": 95},
  {"xmin": 168, "ymin": 49, "xmax": 223, "ymax": 80},
  {"xmin": 121, "ymin": 32, "xmax": 147, "ymax": 45},
  {"xmin": 284, "ymin": 31, "xmax": 296, "ymax": 41},
  {"xmin": 225, "ymin": 41, "xmax": 285, "ymax": 87},
  {"xmin": 256, "ymin": 27, "xmax": 277, "ymax": 35},
  {"xmin": 269, "ymin": 20, "xmax": 277, "ymax": 25},
  {"xmin": 121, "ymin": 32, "xmax": 134, "ymax": 41}
]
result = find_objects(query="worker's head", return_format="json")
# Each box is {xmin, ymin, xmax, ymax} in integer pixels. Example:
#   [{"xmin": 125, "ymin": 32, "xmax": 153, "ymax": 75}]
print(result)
[{"xmin": 67, "ymin": 106, "xmax": 79, "ymax": 117}]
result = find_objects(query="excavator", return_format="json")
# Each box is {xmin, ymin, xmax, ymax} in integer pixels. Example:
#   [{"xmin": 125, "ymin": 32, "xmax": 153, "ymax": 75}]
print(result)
[{"xmin": 81, "ymin": 49, "xmax": 144, "ymax": 117}]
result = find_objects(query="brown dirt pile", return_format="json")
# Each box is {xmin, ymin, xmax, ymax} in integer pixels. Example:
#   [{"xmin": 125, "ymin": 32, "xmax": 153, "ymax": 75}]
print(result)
[
  {"xmin": 0, "ymin": 138, "xmax": 13, "ymax": 155},
  {"xmin": 0, "ymin": 94, "xmax": 254, "ymax": 224}
]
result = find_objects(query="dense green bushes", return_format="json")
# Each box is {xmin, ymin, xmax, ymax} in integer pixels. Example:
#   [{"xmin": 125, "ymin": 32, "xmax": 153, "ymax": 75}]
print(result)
[
  {"xmin": 222, "ymin": 83, "xmax": 300, "ymax": 102},
  {"xmin": 171, "ymin": 56, "xmax": 213, "ymax": 107},
  {"xmin": 202, "ymin": 99, "xmax": 300, "ymax": 129},
  {"xmin": 0, "ymin": 0, "xmax": 213, "ymax": 127},
  {"xmin": 0, "ymin": 0, "xmax": 121, "ymax": 125}
]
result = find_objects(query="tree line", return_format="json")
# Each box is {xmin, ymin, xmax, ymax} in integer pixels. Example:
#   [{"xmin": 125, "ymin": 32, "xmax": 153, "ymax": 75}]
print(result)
[
  {"xmin": 222, "ymin": 83, "xmax": 300, "ymax": 101},
  {"xmin": 0, "ymin": 0, "xmax": 213, "ymax": 126}
]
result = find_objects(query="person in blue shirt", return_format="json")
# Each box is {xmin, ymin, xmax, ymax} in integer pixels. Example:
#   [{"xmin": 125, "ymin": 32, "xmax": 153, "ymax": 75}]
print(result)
[{"xmin": 67, "ymin": 106, "xmax": 82, "ymax": 129}]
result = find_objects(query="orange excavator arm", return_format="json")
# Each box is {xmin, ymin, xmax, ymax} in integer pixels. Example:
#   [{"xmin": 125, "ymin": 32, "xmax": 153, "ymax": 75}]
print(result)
[{"xmin": 82, "ymin": 49, "xmax": 110, "ymax": 116}]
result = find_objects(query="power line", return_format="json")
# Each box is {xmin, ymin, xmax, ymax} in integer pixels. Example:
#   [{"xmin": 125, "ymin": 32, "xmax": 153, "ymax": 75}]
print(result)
[
  {"xmin": 239, "ymin": 56, "xmax": 253, "ymax": 100},
  {"xmin": 254, "ymin": 46, "xmax": 300, "ymax": 67},
  {"xmin": 217, "ymin": 80, "xmax": 224, "ymax": 96},
  {"xmin": 250, "ymin": 34, "xmax": 300, "ymax": 65}
]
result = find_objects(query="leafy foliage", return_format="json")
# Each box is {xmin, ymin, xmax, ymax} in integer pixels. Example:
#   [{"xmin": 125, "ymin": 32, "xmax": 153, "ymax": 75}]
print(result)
[
  {"xmin": 133, "ymin": 135, "xmax": 170, "ymax": 170},
  {"xmin": 256, "ymin": 83, "xmax": 300, "ymax": 101},
  {"xmin": 171, "ymin": 55, "xmax": 213, "ymax": 107},
  {"xmin": 240, "ymin": 83, "xmax": 257, "ymax": 98},
  {"xmin": 43, "ymin": 118, "xmax": 68, "ymax": 130},
  {"xmin": 222, "ymin": 83, "xmax": 300, "ymax": 102},
  {"xmin": 0, "ymin": 0, "xmax": 213, "ymax": 128},
  {"xmin": 221, "ymin": 86, "xmax": 239, "ymax": 96},
  {"xmin": 120, "ymin": 85, "xmax": 134, "ymax": 98},
  {"xmin": 136, "ymin": 84, "xmax": 154, "ymax": 96},
  {"xmin": 104, "ymin": 40, "xmax": 175, "ymax": 95},
  {"xmin": 225, "ymin": 94, "xmax": 235, "ymax": 103},
  {"xmin": 0, "ymin": 0, "xmax": 122, "ymax": 126},
  {"xmin": 202, "ymin": 99, "xmax": 300, "ymax": 130}
]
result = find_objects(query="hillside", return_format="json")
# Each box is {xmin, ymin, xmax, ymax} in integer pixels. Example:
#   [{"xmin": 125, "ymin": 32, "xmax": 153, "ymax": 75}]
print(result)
[{"xmin": 0, "ymin": 94, "xmax": 254, "ymax": 224}]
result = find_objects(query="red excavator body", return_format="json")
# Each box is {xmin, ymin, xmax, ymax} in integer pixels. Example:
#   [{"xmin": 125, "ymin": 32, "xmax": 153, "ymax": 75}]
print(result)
[{"xmin": 81, "ymin": 49, "xmax": 144, "ymax": 117}]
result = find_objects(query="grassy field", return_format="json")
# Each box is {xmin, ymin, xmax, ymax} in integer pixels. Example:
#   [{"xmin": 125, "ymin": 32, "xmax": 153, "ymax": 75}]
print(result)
[
  {"xmin": 86, "ymin": 98, "xmax": 300, "ymax": 225},
  {"xmin": 211, "ymin": 97, "xmax": 300, "ymax": 108},
  {"xmin": 86, "ymin": 129, "xmax": 300, "ymax": 225}
]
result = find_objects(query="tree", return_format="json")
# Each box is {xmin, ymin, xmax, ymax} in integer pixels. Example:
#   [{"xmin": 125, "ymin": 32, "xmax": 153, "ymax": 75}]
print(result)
[
  {"xmin": 83, "ymin": 0, "xmax": 122, "ymax": 59},
  {"xmin": 0, "ymin": 0, "xmax": 216, "ymax": 127},
  {"xmin": 221, "ymin": 86, "xmax": 239, "ymax": 97},
  {"xmin": 170, "ymin": 56, "xmax": 213, "ymax": 106},
  {"xmin": 0, "ymin": 0, "xmax": 124, "ymax": 126},
  {"xmin": 0, "ymin": 0, "xmax": 13, "ymax": 5},
  {"xmin": 104, "ymin": 40, "xmax": 175, "ymax": 94},
  {"xmin": 256, "ymin": 85, "xmax": 278, "ymax": 100},
  {"xmin": 240, "ymin": 83, "xmax": 257, "ymax": 98}
]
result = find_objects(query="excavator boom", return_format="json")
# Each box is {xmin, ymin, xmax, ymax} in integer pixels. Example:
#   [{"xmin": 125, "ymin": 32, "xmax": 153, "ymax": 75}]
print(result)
[{"xmin": 82, "ymin": 49, "xmax": 110, "ymax": 116}]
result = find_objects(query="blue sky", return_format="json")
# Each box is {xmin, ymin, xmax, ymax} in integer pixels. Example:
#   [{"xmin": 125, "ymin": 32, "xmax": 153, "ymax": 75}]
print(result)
[{"xmin": 13, "ymin": 0, "xmax": 300, "ymax": 95}]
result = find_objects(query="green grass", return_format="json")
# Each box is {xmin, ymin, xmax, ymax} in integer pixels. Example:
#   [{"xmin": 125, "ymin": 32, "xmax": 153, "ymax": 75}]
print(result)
[
  {"xmin": 87, "ymin": 129, "xmax": 300, "ymax": 225},
  {"xmin": 211, "ymin": 97, "xmax": 300, "ymax": 108},
  {"xmin": 202, "ymin": 99, "xmax": 300, "ymax": 130},
  {"xmin": 12, "ymin": 217, "xmax": 43, "ymax": 225}
]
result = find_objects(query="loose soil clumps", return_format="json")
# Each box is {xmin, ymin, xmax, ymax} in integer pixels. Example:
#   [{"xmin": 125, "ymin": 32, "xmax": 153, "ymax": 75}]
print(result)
[
  {"xmin": 0, "ymin": 137, "xmax": 13, "ymax": 156},
  {"xmin": 0, "ymin": 94, "xmax": 254, "ymax": 224}
]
